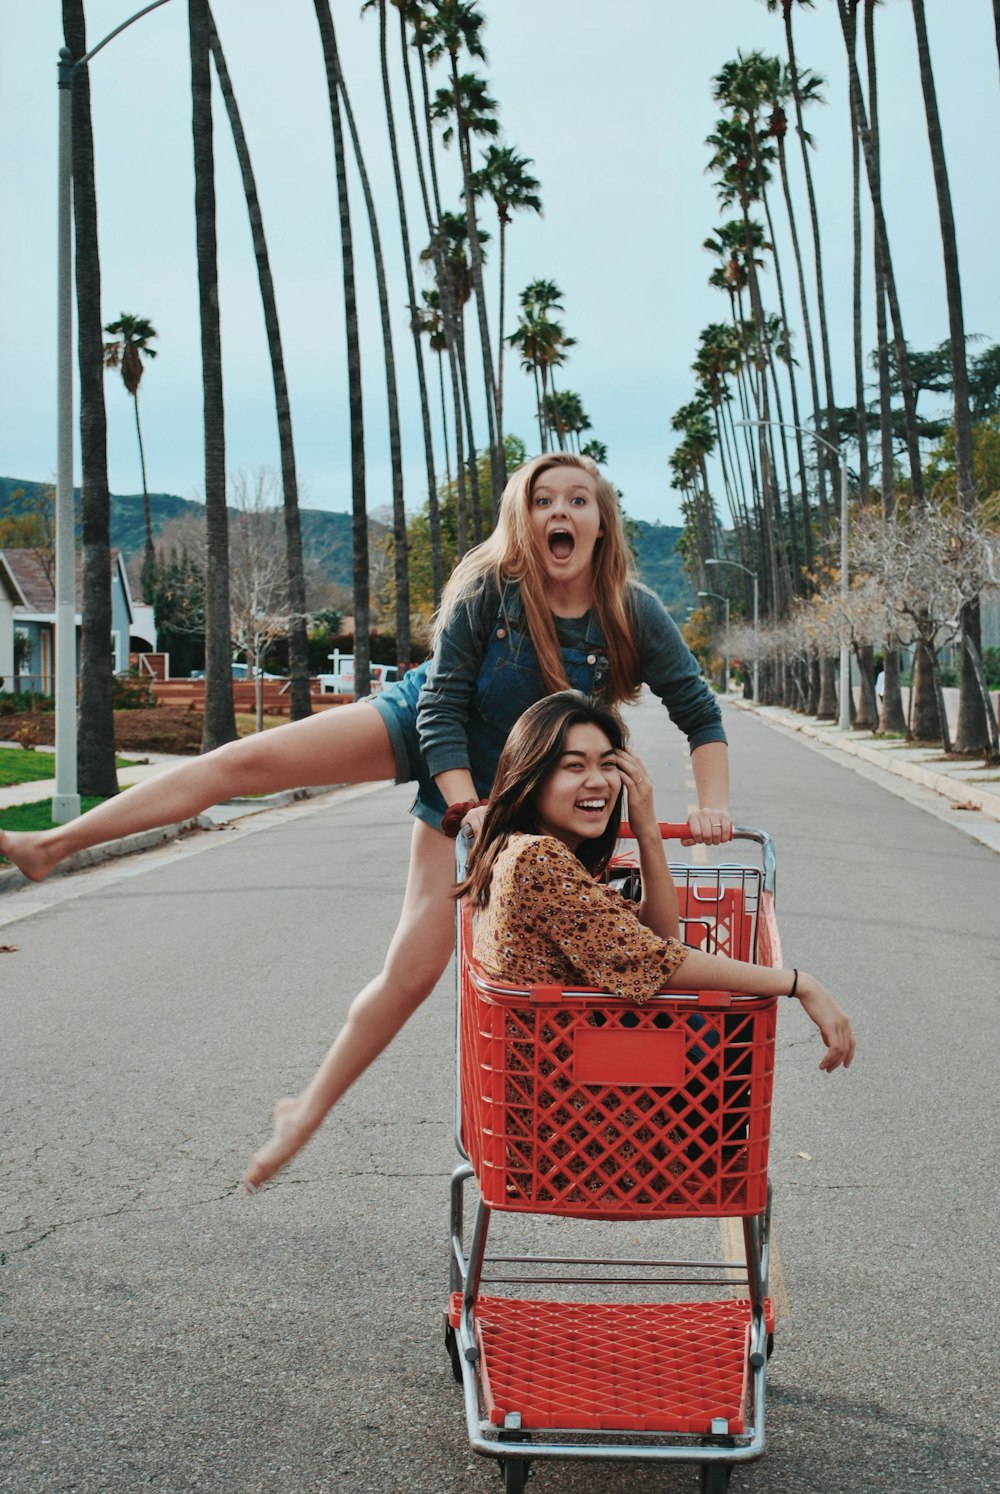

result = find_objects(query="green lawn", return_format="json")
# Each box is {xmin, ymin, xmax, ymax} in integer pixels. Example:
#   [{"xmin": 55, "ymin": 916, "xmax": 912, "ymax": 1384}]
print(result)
[
  {"xmin": 0, "ymin": 747, "xmax": 132, "ymax": 787},
  {"xmin": 0, "ymin": 796, "xmax": 106, "ymax": 851}
]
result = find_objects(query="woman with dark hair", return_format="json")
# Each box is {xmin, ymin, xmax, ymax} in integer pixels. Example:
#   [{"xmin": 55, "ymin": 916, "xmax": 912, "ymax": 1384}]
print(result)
[
  {"xmin": 2, "ymin": 453, "xmax": 735, "ymax": 1188},
  {"xmin": 461, "ymin": 692, "xmax": 855, "ymax": 1063}
]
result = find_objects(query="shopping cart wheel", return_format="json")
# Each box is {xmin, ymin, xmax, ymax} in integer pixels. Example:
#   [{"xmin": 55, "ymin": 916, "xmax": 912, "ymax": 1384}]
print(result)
[
  {"xmin": 700, "ymin": 1463, "xmax": 731, "ymax": 1493},
  {"xmin": 497, "ymin": 1456, "xmax": 530, "ymax": 1491},
  {"xmin": 443, "ymin": 1318, "xmax": 463, "ymax": 1384}
]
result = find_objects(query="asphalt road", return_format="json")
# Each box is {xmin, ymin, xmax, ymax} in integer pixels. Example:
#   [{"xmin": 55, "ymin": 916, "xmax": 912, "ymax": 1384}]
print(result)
[{"xmin": 3, "ymin": 695, "xmax": 997, "ymax": 1494}]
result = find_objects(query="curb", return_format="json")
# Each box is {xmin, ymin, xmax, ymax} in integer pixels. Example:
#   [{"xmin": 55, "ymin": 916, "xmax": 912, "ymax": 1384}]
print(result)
[
  {"xmin": 0, "ymin": 784, "xmax": 341, "ymax": 896},
  {"xmin": 727, "ymin": 698, "xmax": 1000, "ymax": 825}
]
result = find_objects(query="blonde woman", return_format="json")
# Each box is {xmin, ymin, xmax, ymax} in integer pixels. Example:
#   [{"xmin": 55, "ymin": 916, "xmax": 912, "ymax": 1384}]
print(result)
[{"xmin": 0, "ymin": 454, "xmax": 732, "ymax": 1185}]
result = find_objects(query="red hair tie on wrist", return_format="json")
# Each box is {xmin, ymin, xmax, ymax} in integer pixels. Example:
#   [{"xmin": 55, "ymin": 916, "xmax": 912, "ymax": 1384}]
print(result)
[{"xmin": 441, "ymin": 799, "xmax": 488, "ymax": 838}]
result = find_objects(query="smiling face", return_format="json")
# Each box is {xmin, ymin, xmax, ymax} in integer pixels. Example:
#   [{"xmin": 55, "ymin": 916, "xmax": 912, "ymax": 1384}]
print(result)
[
  {"xmin": 533, "ymin": 721, "xmax": 622, "ymax": 851},
  {"xmin": 527, "ymin": 465, "xmax": 604, "ymax": 604}
]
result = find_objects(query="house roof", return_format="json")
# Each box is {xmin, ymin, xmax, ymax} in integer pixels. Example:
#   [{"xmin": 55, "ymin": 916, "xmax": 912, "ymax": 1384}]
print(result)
[
  {"xmin": 0, "ymin": 548, "xmax": 131, "ymax": 621},
  {"xmin": 0, "ymin": 553, "xmax": 29, "ymax": 607}
]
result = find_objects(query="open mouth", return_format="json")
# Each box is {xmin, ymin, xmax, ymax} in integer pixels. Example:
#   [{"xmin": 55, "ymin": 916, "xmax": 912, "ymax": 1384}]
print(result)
[
  {"xmin": 575, "ymin": 798, "xmax": 607, "ymax": 813},
  {"xmin": 548, "ymin": 528, "xmax": 575, "ymax": 561}
]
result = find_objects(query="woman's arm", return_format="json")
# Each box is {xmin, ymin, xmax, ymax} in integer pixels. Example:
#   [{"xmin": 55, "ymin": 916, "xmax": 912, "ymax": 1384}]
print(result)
[
  {"xmin": 688, "ymin": 741, "xmax": 732, "ymax": 844},
  {"xmin": 416, "ymin": 577, "xmax": 498, "ymax": 787},
  {"xmin": 615, "ymin": 748, "xmax": 680, "ymax": 939},
  {"xmin": 665, "ymin": 955, "xmax": 855, "ymax": 1073}
]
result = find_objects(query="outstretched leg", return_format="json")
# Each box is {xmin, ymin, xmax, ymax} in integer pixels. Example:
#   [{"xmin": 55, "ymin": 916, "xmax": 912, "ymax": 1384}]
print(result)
[
  {"xmin": 0, "ymin": 702, "xmax": 397, "ymax": 882},
  {"xmin": 244, "ymin": 820, "xmax": 458, "ymax": 1188}
]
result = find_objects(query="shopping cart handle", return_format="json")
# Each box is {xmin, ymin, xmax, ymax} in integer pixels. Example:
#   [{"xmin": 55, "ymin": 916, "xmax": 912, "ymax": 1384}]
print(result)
[{"xmin": 620, "ymin": 821, "xmax": 734, "ymax": 841}]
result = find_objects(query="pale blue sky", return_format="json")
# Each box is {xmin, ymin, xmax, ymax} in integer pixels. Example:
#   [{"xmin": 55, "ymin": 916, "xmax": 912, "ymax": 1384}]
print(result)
[{"xmin": 1, "ymin": 0, "xmax": 996, "ymax": 527}]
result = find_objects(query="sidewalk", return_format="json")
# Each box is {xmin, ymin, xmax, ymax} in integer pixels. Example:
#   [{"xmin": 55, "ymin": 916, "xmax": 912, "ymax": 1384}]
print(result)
[
  {"xmin": 0, "ymin": 749, "xmax": 344, "ymax": 891},
  {"xmin": 726, "ymin": 695, "xmax": 1000, "ymax": 852}
]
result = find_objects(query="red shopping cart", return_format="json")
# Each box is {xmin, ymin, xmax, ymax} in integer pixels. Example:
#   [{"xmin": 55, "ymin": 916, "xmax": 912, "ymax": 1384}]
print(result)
[{"xmin": 446, "ymin": 825, "xmax": 782, "ymax": 1493}]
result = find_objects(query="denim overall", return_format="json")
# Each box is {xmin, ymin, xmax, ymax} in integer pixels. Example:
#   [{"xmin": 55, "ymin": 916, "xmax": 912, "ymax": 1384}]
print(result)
[{"xmin": 374, "ymin": 585, "xmax": 609, "ymax": 831}]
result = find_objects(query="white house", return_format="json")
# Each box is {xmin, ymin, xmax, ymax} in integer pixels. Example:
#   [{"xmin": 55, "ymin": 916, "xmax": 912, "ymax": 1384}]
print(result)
[{"xmin": 0, "ymin": 548, "xmax": 136, "ymax": 694}]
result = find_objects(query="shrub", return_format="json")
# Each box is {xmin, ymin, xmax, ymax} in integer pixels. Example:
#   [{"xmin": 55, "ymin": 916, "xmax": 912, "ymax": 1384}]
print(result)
[{"xmin": 112, "ymin": 672, "xmax": 157, "ymax": 710}]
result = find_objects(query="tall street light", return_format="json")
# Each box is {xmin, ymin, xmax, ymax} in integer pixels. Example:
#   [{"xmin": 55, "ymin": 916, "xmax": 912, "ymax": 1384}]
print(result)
[
  {"xmin": 697, "ymin": 589, "xmax": 730, "ymax": 694},
  {"xmin": 53, "ymin": 0, "xmax": 175, "ymax": 823},
  {"xmin": 734, "ymin": 418, "xmax": 851, "ymax": 731},
  {"xmin": 705, "ymin": 557, "xmax": 758, "ymax": 702}
]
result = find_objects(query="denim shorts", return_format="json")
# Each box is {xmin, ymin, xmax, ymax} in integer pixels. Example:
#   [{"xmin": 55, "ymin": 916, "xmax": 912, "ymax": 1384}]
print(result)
[{"xmin": 369, "ymin": 660, "xmax": 453, "ymax": 830}]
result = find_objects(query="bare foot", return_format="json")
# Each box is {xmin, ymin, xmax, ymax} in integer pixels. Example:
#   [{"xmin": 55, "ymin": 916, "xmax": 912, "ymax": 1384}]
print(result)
[
  {"xmin": 242, "ymin": 1095, "xmax": 319, "ymax": 1191},
  {"xmin": 0, "ymin": 829, "xmax": 62, "ymax": 883}
]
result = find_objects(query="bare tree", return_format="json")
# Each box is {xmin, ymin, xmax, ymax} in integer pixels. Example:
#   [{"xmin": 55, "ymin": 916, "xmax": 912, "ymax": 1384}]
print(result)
[{"xmin": 227, "ymin": 469, "xmax": 303, "ymax": 732}]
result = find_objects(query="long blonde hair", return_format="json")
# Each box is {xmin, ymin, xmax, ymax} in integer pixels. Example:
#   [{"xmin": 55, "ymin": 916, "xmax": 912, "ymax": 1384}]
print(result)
[{"xmin": 434, "ymin": 453, "xmax": 640, "ymax": 702}]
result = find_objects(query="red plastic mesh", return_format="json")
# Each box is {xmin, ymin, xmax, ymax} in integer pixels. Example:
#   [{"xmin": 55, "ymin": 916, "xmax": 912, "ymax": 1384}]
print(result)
[
  {"xmin": 459, "ymin": 974, "xmax": 776, "ymax": 1219},
  {"xmin": 452, "ymin": 1294, "xmax": 772, "ymax": 1433}
]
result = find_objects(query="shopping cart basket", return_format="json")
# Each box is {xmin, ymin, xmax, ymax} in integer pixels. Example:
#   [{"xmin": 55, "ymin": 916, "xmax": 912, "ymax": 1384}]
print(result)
[{"xmin": 446, "ymin": 824, "xmax": 781, "ymax": 1493}]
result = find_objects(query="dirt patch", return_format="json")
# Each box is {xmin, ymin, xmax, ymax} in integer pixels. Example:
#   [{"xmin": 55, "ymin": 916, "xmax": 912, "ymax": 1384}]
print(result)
[{"xmin": 0, "ymin": 708, "xmax": 205, "ymax": 756}]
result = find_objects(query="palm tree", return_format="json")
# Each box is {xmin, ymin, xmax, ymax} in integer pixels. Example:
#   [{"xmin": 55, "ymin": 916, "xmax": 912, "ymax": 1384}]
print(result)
[
  {"xmin": 911, "ymin": 0, "xmax": 988, "ymax": 753},
  {"xmin": 103, "ymin": 313, "xmax": 157, "ymax": 588},
  {"xmin": 705, "ymin": 116, "xmax": 782, "ymax": 631},
  {"xmin": 835, "ymin": 0, "xmax": 939, "ymax": 740},
  {"xmin": 63, "ymin": 0, "xmax": 118, "ymax": 799},
  {"xmin": 762, "ymin": 0, "xmax": 842, "ymax": 512},
  {"xmin": 363, "ymin": 0, "xmax": 441, "ymax": 605},
  {"xmin": 189, "ymin": 0, "xmax": 237, "ymax": 752},
  {"xmin": 422, "ymin": 210, "xmax": 491, "ymax": 545},
  {"xmin": 415, "ymin": 288, "xmax": 452, "ymax": 489},
  {"xmin": 580, "ymin": 439, "xmax": 607, "ymax": 465},
  {"xmin": 313, "ymin": 0, "xmax": 370, "ymax": 698},
  {"xmin": 406, "ymin": 1, "xmax": 473, "ymax": 559},
  {"xmin": 471, "ymin": 144, "xmax": 542, "ymax": 466},
  {"xmin": 335, "ymin": 51, "xmax": 411, "ymax": 674},
  {"xmin": 205, "ymin": 9, "xmax": 311, "ymax": 719},
  {"xmin": 423, "ymin": 2, "xmax": 505, "ymax": 511},
  {"xmin": 864, "ymin": 0, "xmax": 907, "ymax": 734}
]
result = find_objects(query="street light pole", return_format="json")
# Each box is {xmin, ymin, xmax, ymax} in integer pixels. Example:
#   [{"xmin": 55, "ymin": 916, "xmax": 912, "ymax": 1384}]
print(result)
[
  {"xmin": 54, "ymin": 49, "xmax": 79, "ymax": 822},
  {"xmin": 697, "ymin": 589, "xmax": 730, "ymax": 693},
  {"xmin": 52, "ymin": 0, "xmax": 176, "ymax": 824},
  {"xmin": 705, "ymin": 557, "xmax": 758, "ymax": 702},
  {"xmin": 734, "ymin": 418, "xmax": 851, "ymax": 731}
]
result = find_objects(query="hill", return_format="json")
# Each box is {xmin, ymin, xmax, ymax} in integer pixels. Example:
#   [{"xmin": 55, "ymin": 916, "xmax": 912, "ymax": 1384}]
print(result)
[{"xmin": 0, "ymin": 477, "xmax": 692, "ymax": 617}]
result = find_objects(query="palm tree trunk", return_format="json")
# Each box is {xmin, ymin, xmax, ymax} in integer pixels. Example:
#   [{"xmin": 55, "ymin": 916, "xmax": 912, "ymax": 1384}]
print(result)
[
  {"xmin": 760, "ymin": 188, "xmax": 811, "ymax": 580},
  {"xmin": 865, "ymin": 0, "xmax": 907, "ymax": 736},
  {"xmin": 378, "ymin": 0, "xmax": 440, "ymax": 606},
  {"xmin": 841, "ymin": 0, "xmax": 936, "ymax": 738},
  {"xmin": 449, "ymin": 52, "xmax": 504, "ymax": 516},
  {"xmin": 436, "ymin": 351, "xmax": 452, "ymax": 488},
  {"xmin": 131, "ymin": 392, "xmax": 156, "ymax": 591},
  {"xmin": 775, "ymin": 134, "xmax": 830, "ymax": 546},
  {"xmin": 783, "ymin": 5, "xmax": 841, "ymax": 517},
  {"xmin": 416, "ymin": 40, "xmax": 469, "ymax": 553},
  {"xmin": 190, "ymin": 0, "xmax": 237, "ymax": 752},
  {"xmin": 206, "ymin": 10, "xmax": 311, "ymax": 719},
  {"xmin": 63, "ymin": 0, "xmax": 118, "ymax": 798},
  {"xmin": 336, "ymin": 61, "xmax": 411, "ymax": 673},
  {"xmin": 394, "ymin": 13, "xmax": 442, "ymax": 600},
  {"xmin": 313, "ymin": 0, "xmax": 370, "ymax": 699},
  {"xmin": 911, "ymin": 0, "xmax": 986, "ymax": 752},
  {"xmin": 496, "ymin": 213, "xmax": 508, "ymax": 468},
  {"xmin": 837, "ymin": 0, "xmax": 924, "ymax": 507}
]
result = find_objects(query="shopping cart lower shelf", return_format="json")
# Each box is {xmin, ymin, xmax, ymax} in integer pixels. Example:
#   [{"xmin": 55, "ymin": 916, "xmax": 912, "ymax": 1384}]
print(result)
[{"xmin": 448, "ymin": 1291, "xmax": 775, "ymax": 1435}]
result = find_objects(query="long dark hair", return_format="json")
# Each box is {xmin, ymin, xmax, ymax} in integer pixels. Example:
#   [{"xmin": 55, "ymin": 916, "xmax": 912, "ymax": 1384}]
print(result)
[{"xmin": 458, "ymin": 691, "xmax": 628, "ymax": 908}]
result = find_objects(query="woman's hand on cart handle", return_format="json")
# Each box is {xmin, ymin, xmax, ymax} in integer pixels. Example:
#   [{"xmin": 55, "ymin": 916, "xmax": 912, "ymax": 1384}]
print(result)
[
  {"xmin": 794, "ymin": 973, "xmax": 856, "ymax": 1073},
  {"xmin": 683, "ymin": 806, "xmax": 734, "ymax": 846}
]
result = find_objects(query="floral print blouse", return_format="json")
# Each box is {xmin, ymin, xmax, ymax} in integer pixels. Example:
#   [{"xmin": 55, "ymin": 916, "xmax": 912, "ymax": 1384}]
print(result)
[{"xmin": 472, "ymin": 834, "xmax": 688, "ymax": 1003}]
